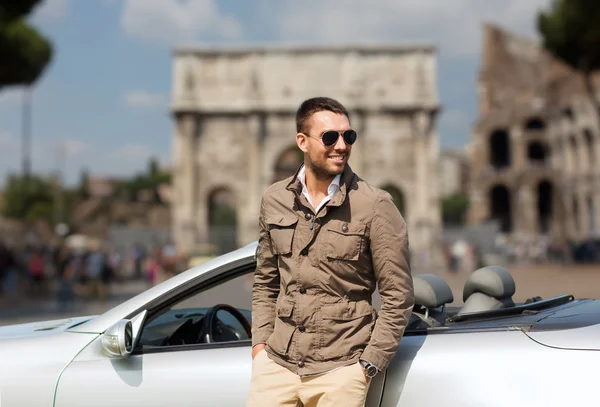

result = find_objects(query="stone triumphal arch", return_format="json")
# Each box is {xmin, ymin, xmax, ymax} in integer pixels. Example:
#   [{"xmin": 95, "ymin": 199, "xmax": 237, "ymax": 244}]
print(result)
[{"xmin": 170, "ymin": 45, "xmax": 443, "ymax": 265}]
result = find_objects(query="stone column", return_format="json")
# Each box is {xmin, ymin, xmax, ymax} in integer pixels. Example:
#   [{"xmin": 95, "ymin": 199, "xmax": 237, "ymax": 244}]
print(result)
[
  {"xmin": 236, "ymin": 114, "xmax": 264, "ymax": 247},
  {"xmin": 511, "ymin": 126, "xmax": 525, "ymax": 170},
  {"xmin": 515, "ymin": 184, "xmax": 535, "ymax": 237},
  {"xmin": 413, "ymin": 111, "xmax": 430, "ymax": 252},
  {"xmin": 579, "ymin": 134, "xmax": 590, "ymax": 175},
  {"xmin": 594, "ymin": 190, "xmax": 600, "ymax": 234},
  {"xmin": 348, "ymin": 110, "xmax": 366, "ymax": 176},
  {"xmin": 579, "ymin": 191, "xmax": 590, "ymax": 239},
  {"xmin": 174, "ymin": 113, "xmax": 198, "ymax": 254},
  {"xmin": 411, "ymin": 110, "xmax": 444, "ymax": 270}
]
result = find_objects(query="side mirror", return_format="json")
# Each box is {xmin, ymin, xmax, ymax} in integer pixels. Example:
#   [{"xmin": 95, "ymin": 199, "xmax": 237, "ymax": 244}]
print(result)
[
  {"xmin": 101, "ymin": 319, "xmax": 134, "ymax": 357},
  {"xmin": 101, "ymin": 310, "xmax": 148, "ymax": 358}
]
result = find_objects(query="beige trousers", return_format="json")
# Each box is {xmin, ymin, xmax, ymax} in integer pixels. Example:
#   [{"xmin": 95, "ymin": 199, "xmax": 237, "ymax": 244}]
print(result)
[{"xmin": 246, "ymin": 350, "xmax": 371, "ymax": 407}]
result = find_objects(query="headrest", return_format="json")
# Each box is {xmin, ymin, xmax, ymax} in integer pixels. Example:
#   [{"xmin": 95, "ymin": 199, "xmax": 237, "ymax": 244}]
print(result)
[
  {"xmin": 463, "ymin": 266, "xmax": 516, "ymax": 302},
  {"xmin": 414, "ymin": 274, "xmax": 454, "ymax": 309}
]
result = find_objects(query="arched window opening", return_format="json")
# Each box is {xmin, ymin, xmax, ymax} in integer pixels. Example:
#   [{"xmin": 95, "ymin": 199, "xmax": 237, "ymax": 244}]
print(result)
[
  {"xmin": 562, "ymin": 107, "xmax": 575, "ymax": 121},
  {"xmin": 490, "ymin": 185, "xmax": 512, "ymax": 233},
  {"xmin": 381, "ymin": 185, "xmax": 406, "ymax": 219},
  {"xmin": 208, "ymin": 188, "xmax": 237, "ymax": 255},
  {"xmin": 537, "ymin": 181, "xmax": 553, "ymax": 234},
  {"xmin": 584, "ymin": 130, "xmax": 595, "ymax": 169},
  {"xmin": 573, "ymin": 197, "xmax": 580, "ymax": 233},
  {"xmin": 527, "ymin": 141, "xmax": 548, "ymax": 165},
  {"xmin": 489, "ymin": 130, "xmax": 511, "ymax": 169},
  {"xmin": 273, "ymin": 147, "xmax": 303, "ymax": 183},
  {"xmin": 524, "ymin": 117, "xmax": 546, "ymax": 130}
]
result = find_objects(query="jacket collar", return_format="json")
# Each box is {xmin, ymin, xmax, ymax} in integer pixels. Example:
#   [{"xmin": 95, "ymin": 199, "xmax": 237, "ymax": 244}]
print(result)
[{"xmin": 286, "ymin": 163, "xmax": 355, "ymax": 209}]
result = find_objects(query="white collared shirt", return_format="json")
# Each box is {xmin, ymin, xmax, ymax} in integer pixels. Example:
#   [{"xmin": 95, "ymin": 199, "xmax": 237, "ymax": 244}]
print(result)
[{"xmin": 297, "ymin": 165, "xmax": 341, "ymax": 214}]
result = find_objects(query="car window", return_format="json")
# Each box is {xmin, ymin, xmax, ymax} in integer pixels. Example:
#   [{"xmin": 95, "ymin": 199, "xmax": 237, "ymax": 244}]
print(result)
[{"xmin": 138, "ymin": 268, "xmax": 254, "ymax": 348}]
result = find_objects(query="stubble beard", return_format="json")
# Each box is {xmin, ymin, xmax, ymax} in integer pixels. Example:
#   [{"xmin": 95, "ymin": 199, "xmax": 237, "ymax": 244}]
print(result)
[{"xmin": 306, "ymin": 157, "xmax": 344, "ymax": 181}]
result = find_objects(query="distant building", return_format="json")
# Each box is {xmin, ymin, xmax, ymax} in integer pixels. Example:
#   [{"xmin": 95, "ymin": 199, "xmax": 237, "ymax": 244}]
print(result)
[
  {"xmin": 438, "ymin": 149, "xmax": 470, "ymax": 199},
  {"xmin": 468, "ymin": 24, "xmax": 600, "ymax": 241},
  {"xmin": 170, "ymin": 43, "xmax": 444, "ymax": 266}
]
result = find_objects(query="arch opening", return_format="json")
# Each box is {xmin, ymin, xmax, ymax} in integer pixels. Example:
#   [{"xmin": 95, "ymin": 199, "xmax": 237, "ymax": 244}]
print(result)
[
  {"xmin": 537, "ymin": 181, "xmax": 553, "ymax": 234},
  {"xmin": 489, "ymin": 130, "xmax": 511, "ymax": 169},
  {"xmin": 525, "ymin": 117, "xmax": 546, "ymax": 130},
  {"xmin": 381, "ymin": 184, "xmax": 406, "ymax": 219},
  {"xmin": 527, "ymin": 141, "xmax": 548, "ymax": 165},
  {"xmin": 208, "ymin": 187, "xmax": 237, "ymax": 255},
  {"xmin": 490, "ymin": 185, "xmax": 512, "ymax": 233},
  {"xmin": 573, "ymin": 196, "xmax": 580, "ymax": 233},
  {"xmin": 584, "ymin": 130, "xmax": 594, "ymax": 169},
  {"xmin": 273, "ymin": 146, "xmax": 303, "ymax": 183}
]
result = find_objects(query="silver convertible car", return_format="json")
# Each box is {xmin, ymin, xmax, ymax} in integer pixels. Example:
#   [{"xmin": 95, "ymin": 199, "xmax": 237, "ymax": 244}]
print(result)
[{"xmin": 1, "ymin": 242, "xmax": 599, "ymax": 406}]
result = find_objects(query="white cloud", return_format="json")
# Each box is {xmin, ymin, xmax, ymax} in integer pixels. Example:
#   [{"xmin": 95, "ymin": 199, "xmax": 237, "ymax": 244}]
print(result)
[
  {"xmin": 124, "ymin": 90, "xmax": 166, "ymax": 109},
  {"xmin": 120, "ymin": 0, "xmax": 243, "ymax": 46},
  {"xmin": 269, "ymin": 0, "xmax": 551, "ymax": 58},
  {"xmin": 31, "ymin": 0, "xmax": 69, "ymax": 22},
  {"xmin": 62, "ymin": 139, "xmax": 89, "ymax": 156}
]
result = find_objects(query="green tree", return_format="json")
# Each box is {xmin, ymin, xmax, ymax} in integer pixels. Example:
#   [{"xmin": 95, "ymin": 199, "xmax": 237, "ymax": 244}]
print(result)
[
  {"xmin": 0, "ymin": 0, "xmax": 53, "ymax": 88},
  {"xmin": 1, "ymin": 174, "xmax": 55, "ymax": 223},
  {"xmin": 538, "ymin": 0, "xmax": 600, "ymax": 113},
  {"xmin": 442, "ymin": 193, "xmax": 469, "ymax": 226},
  {"xmin": 77, "ymin": 168, "xmax": 90, "ymax": 199}
]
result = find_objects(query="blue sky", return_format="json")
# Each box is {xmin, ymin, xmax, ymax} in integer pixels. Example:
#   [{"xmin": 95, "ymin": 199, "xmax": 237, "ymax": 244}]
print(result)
[{"xmin": 0, "ymin": 0, "xmax": 552, "ymax": 186}]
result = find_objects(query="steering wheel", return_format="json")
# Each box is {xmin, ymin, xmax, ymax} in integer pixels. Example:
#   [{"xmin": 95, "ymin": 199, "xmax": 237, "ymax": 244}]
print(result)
[{"xmin": 199, "ymin": 304, "xmax": 252, "ymax": 344}]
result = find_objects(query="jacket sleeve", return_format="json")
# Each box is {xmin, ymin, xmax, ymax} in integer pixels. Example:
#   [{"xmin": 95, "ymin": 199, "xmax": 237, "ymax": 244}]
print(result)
[
  {"xmin": 251, "ymin": 197, "xmax": 280, "ymax": 347},
  {"xmin": 361, "ymin": 191, "xmax": 414, "ymax": 371}
]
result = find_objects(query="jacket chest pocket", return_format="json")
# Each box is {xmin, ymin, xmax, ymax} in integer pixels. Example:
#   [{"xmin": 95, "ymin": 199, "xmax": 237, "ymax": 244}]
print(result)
[
  {"xmin": 267, "ymin": 215, "xmax": 298, "ymax": 255},
  {"xmin": 322, "ymin": 221, "xmax": 366, "ymax": 261}
]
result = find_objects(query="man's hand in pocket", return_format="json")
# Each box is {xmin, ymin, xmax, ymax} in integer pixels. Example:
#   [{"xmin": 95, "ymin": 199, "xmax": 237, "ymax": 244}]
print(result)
[{"xmin": 252, "ymin": 344, "xmax": 266, "ymax": 360}]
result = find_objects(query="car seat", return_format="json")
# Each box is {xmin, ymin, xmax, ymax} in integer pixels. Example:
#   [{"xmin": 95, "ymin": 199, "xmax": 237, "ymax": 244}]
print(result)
[{"xmin": 457, "ymin": 265, "xmax": 516, "ymax": 316}]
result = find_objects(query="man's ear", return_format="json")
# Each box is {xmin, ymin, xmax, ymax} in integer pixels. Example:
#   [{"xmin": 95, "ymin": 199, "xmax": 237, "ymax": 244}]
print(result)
[{"xmin": 296, "ymin": 133, "xmax": 308, "ymax": 153}]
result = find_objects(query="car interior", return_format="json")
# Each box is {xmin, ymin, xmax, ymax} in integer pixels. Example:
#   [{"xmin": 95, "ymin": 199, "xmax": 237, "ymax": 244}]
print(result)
[
  {"xmin": 409, "ymin": 264, "xmax": 573, "ymax": 329},
  {"xmin": 136, "ymin": 264, "xmax": 572, "ymax": 349}
]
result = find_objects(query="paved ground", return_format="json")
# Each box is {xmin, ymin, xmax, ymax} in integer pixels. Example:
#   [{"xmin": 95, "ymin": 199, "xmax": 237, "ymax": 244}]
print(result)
[{"xmin": 0, "ymin": 263, "xmax": 599, "ymax": 326}]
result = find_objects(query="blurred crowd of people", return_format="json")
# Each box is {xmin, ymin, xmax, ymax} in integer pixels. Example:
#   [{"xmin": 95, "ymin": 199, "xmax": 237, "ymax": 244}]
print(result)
[
  {"xmin": 0, "ymin": 238, "xmax": 188, "ymax": 311},
  {"xmin": 443, "ymin": 234, "xmax": 600, "ymax": 273}
]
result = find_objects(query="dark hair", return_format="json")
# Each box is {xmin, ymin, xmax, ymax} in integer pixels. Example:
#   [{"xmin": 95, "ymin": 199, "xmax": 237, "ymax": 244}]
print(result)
[{"xmin": 295, "ymin": 97, "xmax": 350, "ymax": 134}]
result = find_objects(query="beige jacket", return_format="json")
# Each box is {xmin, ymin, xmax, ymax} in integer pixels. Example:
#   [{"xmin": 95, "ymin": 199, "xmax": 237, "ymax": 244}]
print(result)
[{"xmin": 252, "ymin": 164, "xmax": 414, "ymax": 376}]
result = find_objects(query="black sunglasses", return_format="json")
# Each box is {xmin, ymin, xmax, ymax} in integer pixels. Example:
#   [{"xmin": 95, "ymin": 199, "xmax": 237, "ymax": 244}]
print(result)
[{"xmin": 306, "ymin": 129, "xmax": 358, "ymax": 146}]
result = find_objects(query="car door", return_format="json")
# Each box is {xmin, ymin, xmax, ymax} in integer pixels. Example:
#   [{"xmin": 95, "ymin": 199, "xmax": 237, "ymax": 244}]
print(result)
[{"xmin": 55, "ymin": 267, "xmax": 257, "ymax": 407}]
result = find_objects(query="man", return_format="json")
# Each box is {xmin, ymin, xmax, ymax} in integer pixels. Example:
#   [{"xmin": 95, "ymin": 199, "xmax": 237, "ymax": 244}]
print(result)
[{"xmin": 248, "ymin": 97, "xmax": 414, "ymax": 407}]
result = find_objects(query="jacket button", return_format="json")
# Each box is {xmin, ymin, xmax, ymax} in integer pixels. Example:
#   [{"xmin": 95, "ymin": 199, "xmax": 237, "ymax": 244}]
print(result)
[
  {"xmin": 298, "ymin": 361, "xmax": 305, "ymax": 368},
  {"xmin": 299, "ymin": 287, "xmax": 307, "ymax": 294},
  {"xmin": 305, "ymin": 213, "xmax": 311, "ymax": 220},
  {"xmin": 342, "ymin": 223, "xmax": 348, "ymax": 233},
  {"xmin": 301, "ymin": 248, "xmax": 308, "ymax": 256},
  {"xmin": 298, "ymin": 325, "xmax": 305, "ymax": 332}
]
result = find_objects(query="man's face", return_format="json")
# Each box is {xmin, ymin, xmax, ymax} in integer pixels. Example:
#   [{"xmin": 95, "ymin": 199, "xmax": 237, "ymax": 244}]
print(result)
[{"xmin": 296, "ymin": 111, "xmax": 353, "ymax": 178}]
